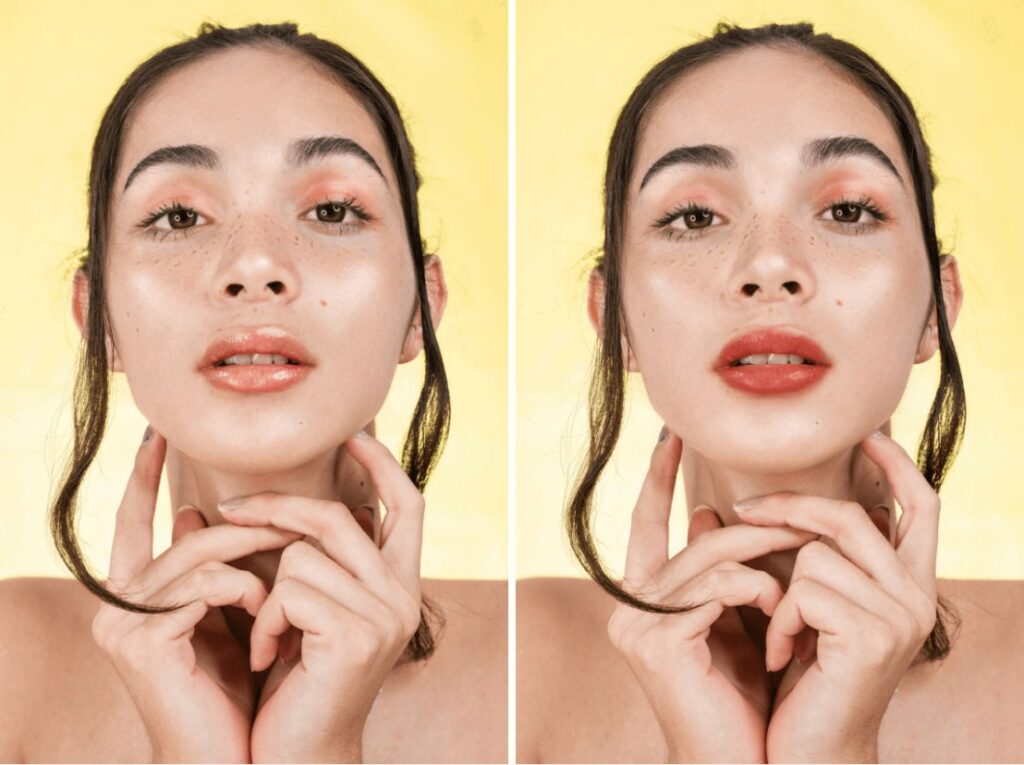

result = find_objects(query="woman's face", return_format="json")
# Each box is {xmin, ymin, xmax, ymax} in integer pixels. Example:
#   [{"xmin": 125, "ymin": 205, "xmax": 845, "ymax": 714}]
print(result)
[
  {"xmin": 616, "ymin": 46, "xmax": 955, "ymax": 474},
  {"xmin": 86, "ymin": 46, "xmax": 433, "ymax": 473}
]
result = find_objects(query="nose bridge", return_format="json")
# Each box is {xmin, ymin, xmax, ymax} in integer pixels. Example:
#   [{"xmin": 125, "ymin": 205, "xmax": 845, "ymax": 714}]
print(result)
[
  {"xmin": 728, "ymin": 205, "xmax": 815, "ymax": 304},
  {"xmin": 212, "ymin": 209, "xmax": 301, "ymax": 303}
]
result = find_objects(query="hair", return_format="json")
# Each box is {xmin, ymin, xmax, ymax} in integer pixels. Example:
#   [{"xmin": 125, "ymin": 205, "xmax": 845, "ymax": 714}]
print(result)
[
  {"xmin": 51, "ymin": 21, "xmax": 450, "ymax": 661},
  {"xmin": 567, "ymin": 21, "xmax": 965, "ymax": 661}
]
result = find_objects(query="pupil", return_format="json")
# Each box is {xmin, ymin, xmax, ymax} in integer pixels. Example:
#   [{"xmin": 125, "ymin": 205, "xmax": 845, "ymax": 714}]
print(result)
[
  {"xmin": 835, "ymin": 203, "xmax": 860, "ymax": 222},
  {"xmin": 686, "ymin": 210, "xmax": 711, "ymax": 229},
  {"xmin": 319, "ymin": 203, "xmax": 345, "ymax": 223}
]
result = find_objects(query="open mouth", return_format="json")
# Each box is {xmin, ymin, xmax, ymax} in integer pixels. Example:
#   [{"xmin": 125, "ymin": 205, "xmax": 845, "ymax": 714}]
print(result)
[
  {"xmin": 213, "ymin": 353, "xmax": 304, "ymax": 367},
  {"xmin": 728, "ymin": 354, "xmax": 818, "ymax": 368}
]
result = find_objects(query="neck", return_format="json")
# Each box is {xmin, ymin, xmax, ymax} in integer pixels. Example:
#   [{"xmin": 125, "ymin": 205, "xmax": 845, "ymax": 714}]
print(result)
[
  {"xmin": 679, "ymin": 425, "xmax": 894, "ymax": 651},
  {"xmin": 163, "ymin": 427, "xmax": 380, "ymax": 649}
]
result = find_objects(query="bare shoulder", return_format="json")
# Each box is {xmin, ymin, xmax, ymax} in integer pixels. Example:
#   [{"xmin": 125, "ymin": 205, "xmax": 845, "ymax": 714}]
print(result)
[
  {"xmin": 517, "ymin": 578, "xmax": 660, "ymax": 763},
  {"xmin": 0, "ymin": 577, "xmax": 124, "ymax": 761},
  {"xmin": 881, "ymin": 578, "xmax": 1024, "ymax": 761},
  {"xmin": 421, "ymin": 577, "xmax": 506, "ymax": 657}
]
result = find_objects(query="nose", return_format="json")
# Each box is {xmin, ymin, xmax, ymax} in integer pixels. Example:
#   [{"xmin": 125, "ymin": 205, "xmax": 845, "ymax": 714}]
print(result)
[
  {"xmin": 728, "ymin": 217, "xmax": 815, "ymax": 305},
  {"xmin": 213, "ymin": 220, "xmax": 301, "ymax": 304}
]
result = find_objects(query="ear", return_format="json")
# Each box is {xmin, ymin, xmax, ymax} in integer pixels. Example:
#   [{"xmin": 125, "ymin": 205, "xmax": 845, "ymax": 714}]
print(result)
[
  {"xmin": 72, "ymin": 268, "xmax": 123, "ymax": 372},
  {"xmin": 399, "ymin": 255, "xmax": 448, "ymax": 364},
  {"xmin": 915, "ymin": 254, "xmax": 963, "ymax": 364},
  {"xmin": 587, "ymin": 268, "xmax": 638, "ymax": 372}
]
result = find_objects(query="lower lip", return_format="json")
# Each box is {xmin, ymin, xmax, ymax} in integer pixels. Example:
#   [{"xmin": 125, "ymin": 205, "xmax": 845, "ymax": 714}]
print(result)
[
  {"xmin": 716, "ymin": 364, "xmax": 829, "ymax": 394},
  {"xmin": 200, "ymin": 364, "xmax": 312, "ymax": 393}
]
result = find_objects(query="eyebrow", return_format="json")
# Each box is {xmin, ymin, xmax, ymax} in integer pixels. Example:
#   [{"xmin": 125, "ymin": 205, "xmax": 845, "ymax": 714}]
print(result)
[
  {"xmin": 638, "ymin": 135, "xmax": 904, "ymax": 191},
  {"xmin": 121, "ymin": 135, "xmax": 387, "ymax": 192}
]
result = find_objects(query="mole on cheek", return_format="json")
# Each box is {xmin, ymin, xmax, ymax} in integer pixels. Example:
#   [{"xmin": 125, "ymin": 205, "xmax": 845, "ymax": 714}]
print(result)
[
  {"xmin": 320, "ymin": 299, "xmax": 328, "ymax": 307},
  {"xmin": 836, "ymin": 298, "xmax": 844, "ymax": 307}
]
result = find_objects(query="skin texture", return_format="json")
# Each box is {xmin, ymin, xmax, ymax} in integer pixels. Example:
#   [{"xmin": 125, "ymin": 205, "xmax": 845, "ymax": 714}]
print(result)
[
  {"xmin": 587, "ymin": 45, "xmax": 962, "ymax": 626},
  {"xmin": 553, "ymin": 45, "xmax": 983, "ymax": 762},
  {"xmin": 29, "ymin": 45, "xmax": 512, "ymax": 763},
  {"xmin": 71, "ymin": 44, "xmax": 446, "ymax": 593}
]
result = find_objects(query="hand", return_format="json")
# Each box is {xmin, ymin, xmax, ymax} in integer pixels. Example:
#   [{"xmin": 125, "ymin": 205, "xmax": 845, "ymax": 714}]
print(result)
[
  {"xmin": 735, "ymin": 431, "xmax": 939, "ymax": 762},
  {"xmin": 91, "ymin": 426, "xmax": 303, "ymax": 763},
  {"xmin": 606, "ymin": 429, "xmax": 818, "ymax": 763},
  {"xmin": 218, "ymin": 431, "xmax": 424, "ymax": 763}
]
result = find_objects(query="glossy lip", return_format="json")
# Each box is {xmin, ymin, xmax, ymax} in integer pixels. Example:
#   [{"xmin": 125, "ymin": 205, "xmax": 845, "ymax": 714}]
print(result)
[
  {"xmin": 713, "ymin": 327, "xmax": 832, "ymax": 396},
  {"xmin": 197, "ymin": 326, "xmax": 317, "ymax": 394}
]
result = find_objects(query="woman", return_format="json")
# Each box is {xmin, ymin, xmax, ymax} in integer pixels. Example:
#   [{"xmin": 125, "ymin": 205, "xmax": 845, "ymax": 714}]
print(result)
[
  {"xmin": 518, "ymin": 22, "xmax": 1022, "ymax": 763},
  {"xmin": 0, "ymin": 22, "xmax": 505, "ymax": 763}
]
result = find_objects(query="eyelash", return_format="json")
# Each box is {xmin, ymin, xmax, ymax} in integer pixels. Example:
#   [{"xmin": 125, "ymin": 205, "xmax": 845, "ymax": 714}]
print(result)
[
  {"xmin": 654, "ymin": 195, "xmax": 889, "ymax": 242},
  {"xmin": 135, "ymin": 196, "xmax": 374, "ymax": 241}
]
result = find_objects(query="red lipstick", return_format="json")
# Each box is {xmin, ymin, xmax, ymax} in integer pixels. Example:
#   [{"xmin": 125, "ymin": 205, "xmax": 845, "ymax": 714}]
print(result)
[
  {"xmin": 714, "ymin": 328, "xmax": 832, "ymax": 395},
  {"xmin": 197, "ymin": 327, "xmax": 316, "ymax": 394}
]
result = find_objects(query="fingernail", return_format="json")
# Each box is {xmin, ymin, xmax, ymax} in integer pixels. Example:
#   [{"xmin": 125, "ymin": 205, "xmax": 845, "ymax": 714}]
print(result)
[
  {"xmin": 869, "ymin": 429, "xmax": 884, "ymax": 440},
  {"xmin": 354, "ymin": 429, "xmax": 369, "ymax": 440},
  {"xmin": 657, "ymin": 426, "xmax": 668, "ymax": 443},
  {"xmin": 141, "ymin": 425, "xmax": 153, "ymax": 444},
  {"xmin": 218, "ymin": 497, "xmax": 246, "ymax": 513},
  {"xmin": 734, "ymin": 496, "xmax": 763, "ymax": 513}
]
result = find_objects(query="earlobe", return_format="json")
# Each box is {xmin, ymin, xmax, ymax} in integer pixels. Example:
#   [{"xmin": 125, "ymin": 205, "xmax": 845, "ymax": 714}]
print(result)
[
  {"xmin": 587, "ymin": 267, "xmax": 639, "ymax": 372},
  {"xmin": 399, "ymin": 255, "xmax": 448, "ymax": 364},
  {"xmin": 71, "ymin": 268, "xmax": 124, "ymax": 372},
  {"xmin": 914, "ymin": 254, "xmax": 963, "ymax": 364}
]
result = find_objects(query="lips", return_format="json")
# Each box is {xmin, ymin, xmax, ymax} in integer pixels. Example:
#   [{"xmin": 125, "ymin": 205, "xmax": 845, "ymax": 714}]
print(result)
[
  {"xmin": 714, "ymin": 328, "xmax": 832, "ymax": 370},
  {"xmin": 197, "ymin": 328, "xmax": 317, "ymax": 370},
  {"xmin": 197, "ymin": 327, "xmax": 316, "ymax": 394},
  {"xmin": 714, "ymin": 328, "xmax": 832, "ymax": 395}
]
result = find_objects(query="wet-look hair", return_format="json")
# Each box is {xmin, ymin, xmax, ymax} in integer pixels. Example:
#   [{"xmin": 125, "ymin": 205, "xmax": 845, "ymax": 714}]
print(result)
[
  {"xmin": 53, "ymin": 21, "xmax": 449, "ymax": 661},
  {"xmin": 567, "ymin": 21, "xmax": 964, "ymax": 661}
]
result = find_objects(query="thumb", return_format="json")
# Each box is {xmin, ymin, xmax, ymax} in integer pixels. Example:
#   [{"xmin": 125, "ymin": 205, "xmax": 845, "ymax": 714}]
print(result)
[
  {"xmin": 172, "ymin": 504, "xmax": 208, "ymax": 544},
  {"xmin": 687, "ymin": 504, "xmax": 723, "ymax": 545}
]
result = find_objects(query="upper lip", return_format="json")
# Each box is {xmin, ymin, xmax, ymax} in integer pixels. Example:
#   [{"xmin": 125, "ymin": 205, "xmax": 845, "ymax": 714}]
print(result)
[
  {"xmin": 197, "ymin": 326, "xmax": 317, "ymax": 369},
  {"xmin": 714, "ymin": 327, "xmax": 832, "ymax": 369}
]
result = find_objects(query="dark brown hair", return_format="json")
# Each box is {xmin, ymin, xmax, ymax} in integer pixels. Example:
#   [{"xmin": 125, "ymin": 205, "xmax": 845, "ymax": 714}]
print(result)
[
  {"xmin": 568, "ymin": 21, "xmax": 964, "ymax": 660},
  {"xmin": 52, "ymin": 21, "xmax": 450, "ymax": 661}
]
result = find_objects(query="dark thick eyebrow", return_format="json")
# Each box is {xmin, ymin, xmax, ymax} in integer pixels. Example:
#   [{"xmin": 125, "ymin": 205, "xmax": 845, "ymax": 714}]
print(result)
[
  {"xmin": 639, "ymin": 144, "xmax": 735, "ymax": 190},
  {"xmin": 638, "ymin": 134, "xmax": 903, "ymax": 192},
  {"xmin": 801, "ymin": 135, "xmax": 903, "ymax": 186},
  {"xmin": 122, "ymin": 135, "xmax": 387, "ymax": 192}
]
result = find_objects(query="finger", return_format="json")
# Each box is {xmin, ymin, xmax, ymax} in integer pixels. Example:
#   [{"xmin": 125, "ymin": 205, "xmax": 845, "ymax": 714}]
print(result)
[
  {"xmin": 859, "ymin": 431, "xmax": 940, "ymax": 584},
  {"xmin": 218, "ymin": 494, "xmax": 392, "ymax": 588},
  {"xmin": 644, "ymin": 523, "xmax": 817, "ymax": 601},
  {"xmin": 686, "ymin": 504, "xmax": 723, "ymax": 545},
  {"xmin": 764, "ymin": 578, "xmax": 883, "ymax": 672},
  {"xmin": 249, "ymin": 578, "xmax": 377, "ymax": 673},
  {"xmin": 107, "ymin": 426, "xmax": 166, "ymax": 591},
  {"xmin": 344, "ymin": 431, "xmax": 423, "ymax": 585},
  {"xmin": 623, "ymin": 428, "xmax": 682, "ymax": 591},
  {"xmin": 867, "ymin": 505, "xmax": 892, "ymax": 543},
  {"xmin": 132, "ymin": 524, "xmax": 302, "ymax": 598},
  {"xmin": 171, "ymin": 505, "xmax": 208, "ymax": 544},
  {"xmin": 733, "ymin": 493, "xmax": 909, "ymax": 592}
]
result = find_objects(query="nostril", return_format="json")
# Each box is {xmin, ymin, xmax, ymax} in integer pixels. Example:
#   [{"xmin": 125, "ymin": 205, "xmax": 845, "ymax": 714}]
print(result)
[
  {"xmin": 227, "ymin": 284, "xmax": 243, "ymax": 296},
  {"xmin": 267, "ymin": 281, "xmax": 284, "ymax": 294},
  {"xmin": 742, "ymin": 284, "xmax": 758, "ymax": 296},
  {"xmin": 783, "ymin": 281, "xmax": 800, "ymax": 294}
]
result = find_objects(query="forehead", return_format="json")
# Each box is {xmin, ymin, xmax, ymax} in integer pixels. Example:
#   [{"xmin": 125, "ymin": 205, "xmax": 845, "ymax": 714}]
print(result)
[
  {"xmin": 635, "ymin": 45, "xmax": 910, "ymax": 187},
  {"xmin": 116, "ymin": 45, "xmax": 392, "ymax": 189}
]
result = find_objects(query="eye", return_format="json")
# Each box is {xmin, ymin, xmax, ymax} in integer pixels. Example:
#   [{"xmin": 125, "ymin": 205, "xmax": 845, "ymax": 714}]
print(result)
[
  {"xmin": 305, "ymin": 197, "xmax": 374, "ymax": 233},
  {"xmin": 821, "ymin": 195, "xmax": 889, "ymax": 234},
  {"xmin": 136, "ymin": 201, "xmax": 206, "ymax": 241},
  {"xmin": 654, "ymin": 202, "xmax": 723, "ymax": 241}
]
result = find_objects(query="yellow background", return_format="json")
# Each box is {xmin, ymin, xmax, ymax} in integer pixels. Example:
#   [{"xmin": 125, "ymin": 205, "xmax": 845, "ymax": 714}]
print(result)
[
  {"xmin": 0, "ymin": 1, "xmax": 506, "ymax": 581},
  {"xmin": 517, "ymin": 1, "xmax": 1024, "ymax": 580}
]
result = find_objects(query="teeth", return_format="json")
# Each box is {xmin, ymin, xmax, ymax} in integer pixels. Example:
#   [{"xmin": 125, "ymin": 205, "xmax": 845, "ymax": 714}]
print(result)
[
  {"xmin": 735, "ymin": 353, "xmax": 810, "ymax": 366},
  {"xmin": 219, "ymin": 353, "xmax": 294, "ymax": 366}
]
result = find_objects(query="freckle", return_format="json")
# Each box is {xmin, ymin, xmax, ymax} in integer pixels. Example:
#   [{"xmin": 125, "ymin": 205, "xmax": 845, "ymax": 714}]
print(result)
[
  {"xmin": 320, "ymin": 299, "xmax": 327, "ymax": 307},
  {"xmin": 836, "ymin": 299, "xmax": 843, "ymax": 306}
]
